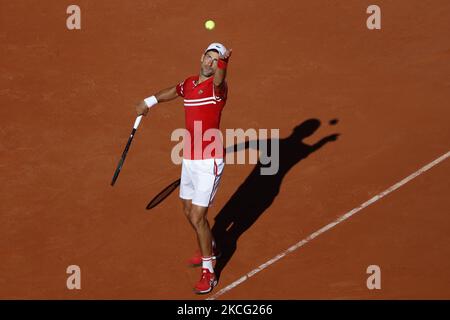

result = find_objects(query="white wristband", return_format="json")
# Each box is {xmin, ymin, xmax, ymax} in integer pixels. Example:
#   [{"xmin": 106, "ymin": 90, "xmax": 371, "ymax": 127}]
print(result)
[{"xmin": 144, "ymin": 95, "xmax": 158, "ymax": 109}]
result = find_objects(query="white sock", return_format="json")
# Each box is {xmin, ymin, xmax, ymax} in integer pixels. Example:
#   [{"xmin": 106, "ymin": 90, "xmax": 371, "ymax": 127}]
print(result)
[{"xmin": 202, "ymin": 256, "xmax": 214, "ymax": 273}]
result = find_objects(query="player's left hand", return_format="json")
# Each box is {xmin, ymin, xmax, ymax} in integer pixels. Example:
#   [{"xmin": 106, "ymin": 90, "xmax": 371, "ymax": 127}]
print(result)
[{"xmin": 221, "ymin": 48, "xmax": 232, "ymax": 61}]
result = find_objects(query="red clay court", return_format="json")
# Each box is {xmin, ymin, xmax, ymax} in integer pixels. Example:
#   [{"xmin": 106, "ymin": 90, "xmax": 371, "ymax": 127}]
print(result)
[{"xmin": 1, "ymin": 0, "xmax": 449, "ymax": 299}]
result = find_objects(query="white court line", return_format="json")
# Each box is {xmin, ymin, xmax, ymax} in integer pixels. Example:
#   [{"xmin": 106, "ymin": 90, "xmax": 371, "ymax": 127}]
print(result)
[{"xmin": 207, "ymin": 151, "xmax": 450, "ymax": 300}]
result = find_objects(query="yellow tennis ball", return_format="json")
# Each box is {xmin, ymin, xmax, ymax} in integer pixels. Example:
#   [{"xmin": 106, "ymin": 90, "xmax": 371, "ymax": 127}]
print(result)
[{"xmin": 205, "ymin": 20, "xmax": 215, "ymax": 30}]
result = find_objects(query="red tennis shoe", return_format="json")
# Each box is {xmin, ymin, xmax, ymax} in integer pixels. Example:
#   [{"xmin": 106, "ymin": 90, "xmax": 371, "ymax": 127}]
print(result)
[{"xmin": 194, "ymin": 268, "xmax": 217, "ymax": 294}]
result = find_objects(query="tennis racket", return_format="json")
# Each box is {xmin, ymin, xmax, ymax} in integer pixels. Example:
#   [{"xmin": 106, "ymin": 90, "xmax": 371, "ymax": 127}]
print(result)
[{"xmin": 110, "ymin": 115, "xmax": 143, "ymax": 186}]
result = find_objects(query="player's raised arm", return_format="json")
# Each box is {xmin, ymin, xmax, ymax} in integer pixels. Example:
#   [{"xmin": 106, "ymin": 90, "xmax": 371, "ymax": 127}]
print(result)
[
  {"xmin": 213, "ymin": 48, "xmax": 232, "ymax": 88},
  {"xmin": 136, "ymin": 85, "xmax": 180, "ymax": 116}
]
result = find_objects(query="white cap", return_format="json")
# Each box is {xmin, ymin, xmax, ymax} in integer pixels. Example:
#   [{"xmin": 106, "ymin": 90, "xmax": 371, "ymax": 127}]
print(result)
[{"xmin": 204, "ymin": 42, "xmax": 227, "ymax": 56}]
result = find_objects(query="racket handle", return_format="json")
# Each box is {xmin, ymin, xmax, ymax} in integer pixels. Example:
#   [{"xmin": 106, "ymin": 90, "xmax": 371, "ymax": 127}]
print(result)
[{"xmin": 133, "ymin": 115, "xmax": 143, "ymax": 129}]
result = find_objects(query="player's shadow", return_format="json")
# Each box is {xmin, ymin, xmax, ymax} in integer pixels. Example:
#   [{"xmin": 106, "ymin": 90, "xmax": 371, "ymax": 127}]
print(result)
[{"xmin": 212, "ymin": 118, "xmax": 340, "ymax": 280}]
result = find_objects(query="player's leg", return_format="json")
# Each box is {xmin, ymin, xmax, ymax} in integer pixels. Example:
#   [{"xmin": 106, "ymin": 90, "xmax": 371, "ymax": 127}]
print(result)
[
  {"xmin": 190, "ymin": 203, "xmax": 217, "ymax": 294},
  {"xmin": 189, "ymin": 204, "xmax": 213, "ymax": 258},
  {"xmin": 181, "ymin": 198, "xmax": 195, "ymax": 230},
  {"xmin": 180, "ymin": 159, "xmax": 195, "ymax": 228},
  {"xmin": 181, "ymin": 159, "xmax": 213, "ymax": 266},
  {"xmin": 190, "ymin": 158, "xmax": 224, "ymax": 255},
  {"xmin": 186, "ymin": 210, "xmax": 220, "ymax": 267},
  {"xmin": 189, "ymin": 159, "xmax": 224, "ymax": 293}
]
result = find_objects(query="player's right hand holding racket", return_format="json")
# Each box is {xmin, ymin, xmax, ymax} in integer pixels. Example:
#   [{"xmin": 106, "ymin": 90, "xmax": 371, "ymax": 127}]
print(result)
[{"xmin": 136, "ymin": 100, "xmax": 150, "ymax": 116}]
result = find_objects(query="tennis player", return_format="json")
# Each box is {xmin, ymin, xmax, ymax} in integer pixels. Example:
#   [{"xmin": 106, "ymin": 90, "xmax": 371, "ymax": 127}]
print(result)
[{"xmin": 136, "ymin": 43, "xmax": 231, "ymax": 294}]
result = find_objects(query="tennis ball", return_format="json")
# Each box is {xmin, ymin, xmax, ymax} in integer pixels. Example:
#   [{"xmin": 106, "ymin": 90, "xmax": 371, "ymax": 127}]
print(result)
[{"xmin": 205, "ymin": 20, "xmax": 215, "ymax": 30}]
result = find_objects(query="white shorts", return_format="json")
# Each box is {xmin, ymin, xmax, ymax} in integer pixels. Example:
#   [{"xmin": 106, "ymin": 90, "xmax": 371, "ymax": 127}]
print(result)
[{"xmin": 179, "ymin": 158, "xmax": 225, "ymax": 207}]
